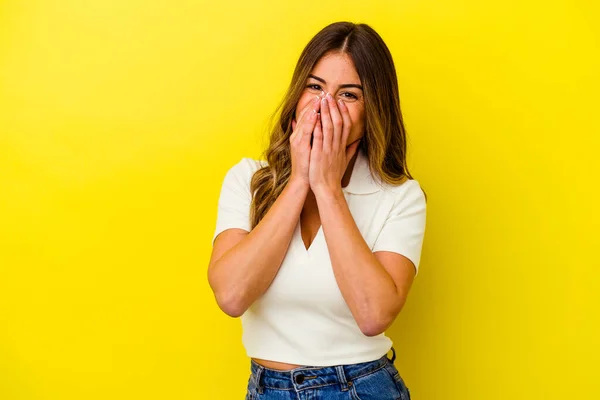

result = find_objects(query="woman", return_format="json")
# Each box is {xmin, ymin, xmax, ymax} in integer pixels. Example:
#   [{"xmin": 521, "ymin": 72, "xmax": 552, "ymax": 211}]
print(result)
[{"xmin": 208, "ymin": 21, "xmax": 426, "ymax": 400}]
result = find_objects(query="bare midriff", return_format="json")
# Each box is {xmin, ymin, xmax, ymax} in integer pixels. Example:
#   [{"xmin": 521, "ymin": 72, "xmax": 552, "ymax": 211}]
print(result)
[{"xmin": 252, "ymin": 357, "xmax": 305, "ymax": 371}]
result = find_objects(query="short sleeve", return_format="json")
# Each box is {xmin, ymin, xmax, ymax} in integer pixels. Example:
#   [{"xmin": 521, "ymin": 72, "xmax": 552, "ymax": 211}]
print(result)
[
  {"xmin": 372, "ymin": 180, "xmax": 427, "ymax": 276},
  {"xmin": 212, "ymin": 158, "xmax": 263, "ymax": 245}
]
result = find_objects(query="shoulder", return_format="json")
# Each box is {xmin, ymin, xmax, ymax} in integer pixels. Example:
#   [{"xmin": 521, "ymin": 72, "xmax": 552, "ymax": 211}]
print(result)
[
  {"xmin": 381, "ymin": 178, "xmax": 425, "ymax": 197},
  {"xmin": 229, "ymin": 157, "xmax": 268, "ymax": 174},
  {"xmin": 224, "ymin": 157, "xmax": 268, "ymax": 185},
  {"xmin": 379, "ymin": 178, "xmax": 427, "ymax": 209}
]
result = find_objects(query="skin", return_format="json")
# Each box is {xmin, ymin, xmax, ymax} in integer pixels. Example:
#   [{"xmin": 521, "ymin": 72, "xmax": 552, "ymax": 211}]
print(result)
[
  {"xmin": 287, "ymin": 51, "xmax": 365, "ymax": 260},
  {"xmin": 252, "ymin": 52, "xmax": 415, "ymax": 371}
]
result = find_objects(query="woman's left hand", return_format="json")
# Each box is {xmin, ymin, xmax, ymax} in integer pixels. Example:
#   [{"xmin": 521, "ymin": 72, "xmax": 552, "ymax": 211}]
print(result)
[{"xmin": 309, "ymin": 92, "xmax": 361, "ymax": 198}]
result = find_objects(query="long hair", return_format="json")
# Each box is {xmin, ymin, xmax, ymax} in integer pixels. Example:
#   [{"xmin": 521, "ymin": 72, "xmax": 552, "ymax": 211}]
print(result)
[{"xmin": 250, "ymin": 21, "xmax": 426, "ymax": 228}]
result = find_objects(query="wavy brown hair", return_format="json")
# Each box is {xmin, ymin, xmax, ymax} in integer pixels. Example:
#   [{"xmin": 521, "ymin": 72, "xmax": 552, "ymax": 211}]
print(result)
[{"xmin": 250, "ymin": 21, "xmax": 426, "ymax": 228}]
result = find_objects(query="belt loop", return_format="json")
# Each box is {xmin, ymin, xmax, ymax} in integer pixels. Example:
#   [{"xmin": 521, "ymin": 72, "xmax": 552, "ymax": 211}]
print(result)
[
  {"xmin": 389, "ymin": 346, "xmax": 397, "ymax": 364},
  {"xmin": 254, "ymin": 364, "xmax": 265, "ymax": 394},
  {"xmin": 335, "ymin": 365, "xmax": 350, "ymax": 391}
]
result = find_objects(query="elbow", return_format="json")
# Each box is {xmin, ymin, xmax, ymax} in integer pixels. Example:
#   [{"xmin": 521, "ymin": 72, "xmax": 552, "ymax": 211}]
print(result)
[
  {"xmin": 213, "ymin": 289, "xmax": 247, "ymax": 318},
  {"xmin": 207, "ymin": 268, "xmax": 247, "ymax": 318},
  {"xmin": 358, "ymin": 310, "xmax": 397, "ymax": 337},
  {"xmin": 359, "ymin": 321, "xmax": 387, "ymax": 337},
  {"xmin": 359, "ymin": 295, "xmax": 408, "ymax": 336},
  {"xmin": 218, "ymin": 296, "xmax": 247, "ymax": 318}
]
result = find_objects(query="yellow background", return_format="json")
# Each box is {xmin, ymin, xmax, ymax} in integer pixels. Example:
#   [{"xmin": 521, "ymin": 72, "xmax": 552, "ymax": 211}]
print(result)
[{"xmin": 1, "ymin": 1, "xmax": 598, "ymax": 399}]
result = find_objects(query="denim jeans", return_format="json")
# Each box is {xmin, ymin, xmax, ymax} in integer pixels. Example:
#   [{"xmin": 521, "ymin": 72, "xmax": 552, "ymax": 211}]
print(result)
[{"xmin": 245, "ymin": 347, "xmax": 411, "ymax": 400}]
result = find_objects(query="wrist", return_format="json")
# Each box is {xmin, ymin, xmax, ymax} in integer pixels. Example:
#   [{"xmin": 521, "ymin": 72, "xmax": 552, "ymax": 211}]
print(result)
[
  {"xmin": 287, "ymin": 177, "xmax": 310, "ymax": 195},
  {"xmin": 313, "ymin": 185, "xmax": 345, "ymax": 204}
]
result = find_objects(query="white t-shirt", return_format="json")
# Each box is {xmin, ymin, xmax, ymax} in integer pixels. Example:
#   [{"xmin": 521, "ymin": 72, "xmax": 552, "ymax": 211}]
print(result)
[{"xmin": 212, "ymin": 148, "xmax": 427, "ymax": 366}]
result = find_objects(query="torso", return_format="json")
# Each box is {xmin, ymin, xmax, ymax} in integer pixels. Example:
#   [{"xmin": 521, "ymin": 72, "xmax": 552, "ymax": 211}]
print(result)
[
  {"xmin": 299, "ymin": 191, "xmax": 321, "ymax": 250},
  {"xmin": 251, "ymin": 155, "xmax": 357, "ymax": 371},
  {"xmin": 251, "ymin": 357, "xmax": 305, "ymax": 370}
]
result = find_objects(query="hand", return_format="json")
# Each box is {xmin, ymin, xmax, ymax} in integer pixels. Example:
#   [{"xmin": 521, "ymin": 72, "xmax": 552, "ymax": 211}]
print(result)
[
  {"xmin": 289, "ymin": 95, "xmax": 322, "ymax": 188},
  {"xmin": 309, "ymin": 93, "xmax": 361, "ymax": 197}
]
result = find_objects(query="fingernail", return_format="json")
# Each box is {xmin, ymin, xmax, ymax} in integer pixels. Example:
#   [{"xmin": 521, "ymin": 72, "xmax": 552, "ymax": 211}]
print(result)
[
  {"xmin": 338, "ymin": 99, "xmax": 345, "ymax": 107},
  {"xmin": 321, "ymin": 97, "xmax": 327, "ymax": 105},
  {"xmin": 326, "ymin": 92, "xmax": 333, "ymax": 100},
  {"xmin": 314, "ymin": 95, "xmax": 320, "ymax": 103},
  {"xmin": 320, "ymin": 90, "xmax": 325, "ymax": 97}
]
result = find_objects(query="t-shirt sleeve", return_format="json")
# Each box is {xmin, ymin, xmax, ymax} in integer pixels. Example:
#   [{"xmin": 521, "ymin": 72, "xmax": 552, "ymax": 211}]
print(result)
[
  {"xmin": 372, "ymin": 179, "xmax": 427, "ymax": 276},
  {"xmin": 212, "ymin": 158, "xmax": 257, "ymax": 245}
]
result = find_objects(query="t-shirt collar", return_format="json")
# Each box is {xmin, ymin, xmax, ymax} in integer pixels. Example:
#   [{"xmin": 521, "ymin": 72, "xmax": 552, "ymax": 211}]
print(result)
[{"xmin": 342, "ymin": 148, "xmax": 383, "ymax": 195}]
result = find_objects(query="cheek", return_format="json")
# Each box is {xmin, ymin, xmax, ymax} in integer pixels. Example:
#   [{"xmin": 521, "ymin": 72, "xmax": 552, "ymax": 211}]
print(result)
[
  {"xmin": 294, "ymin": 93, "xmax": 317, "ymax": 121},
  {"xmin": 347, "ymin": 107, "xmax": 365, "ymax": 131}
]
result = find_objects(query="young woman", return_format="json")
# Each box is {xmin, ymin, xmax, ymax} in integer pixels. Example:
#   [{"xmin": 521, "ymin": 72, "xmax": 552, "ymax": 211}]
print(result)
[{"xmin": 208, "ymin": 21, "xmax": 426, "ymax": 400}]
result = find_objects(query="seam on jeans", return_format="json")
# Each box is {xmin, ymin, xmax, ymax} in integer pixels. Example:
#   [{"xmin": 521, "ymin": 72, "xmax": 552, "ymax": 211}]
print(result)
[
  {"xmin": 349, "ymin": 384, "xmax": 362, "ymax": 400},
  {"xmin": 351, "ymin": 364, "xmax": 386, "ymax": 381},
  {"xmin": 260, "ymin": 364, "xmax": 387, "ymax": 390},
  {"xmin": 261, "ymin": 385, "xmax": 294, "ymax": 391},
  {"xmin": 262, "ymin": 381, "xmax": 332, "ymax": 390},
  {"xmin": 382, "ymin": 365, "xmax": 406, "ymax": 400}
]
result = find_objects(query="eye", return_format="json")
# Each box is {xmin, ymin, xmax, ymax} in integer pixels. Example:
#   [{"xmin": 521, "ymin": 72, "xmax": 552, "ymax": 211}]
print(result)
[
  {"xmin": 341, "ymin": 92, "xmax": 358, "ymax": 100},
  {"xmin": 306, "ymin": 84, "xmax": 322, "ymax": 91}
]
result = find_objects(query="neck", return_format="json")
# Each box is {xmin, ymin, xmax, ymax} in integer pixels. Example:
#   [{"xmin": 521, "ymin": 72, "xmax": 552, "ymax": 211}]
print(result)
[{"xmin": 341, "ymin": 150, "xmax": 360, "ymax": 189}]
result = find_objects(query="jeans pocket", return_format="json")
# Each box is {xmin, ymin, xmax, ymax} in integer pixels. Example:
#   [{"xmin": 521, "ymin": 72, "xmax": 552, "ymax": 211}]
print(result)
[
  {"xmin": 383, "ymin": 363, "xmax": 410, "ymax": 400},
  {"xmin": 245, "ymin": 373, "xmax": 257, "ymax": 400},
  {"xmin": 351, "ymin": 367, "xmax": 404, "ymax": 400},
  {"xmin": 391, "ymin": 372, "xmax": 410, "ymax": 400}
]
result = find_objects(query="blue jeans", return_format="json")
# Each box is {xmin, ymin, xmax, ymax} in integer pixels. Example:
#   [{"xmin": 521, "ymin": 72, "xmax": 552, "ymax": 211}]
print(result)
[{"xmin": 245, "ymin": 347, "xmax": 411, "ymax": 399}]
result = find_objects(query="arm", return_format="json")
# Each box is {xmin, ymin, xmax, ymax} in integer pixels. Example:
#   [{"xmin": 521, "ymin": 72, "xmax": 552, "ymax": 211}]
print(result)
[
  {"xmin": 208, "ymin": 95, "xmax": 321, "ymax": 318},
  {"xmin": 316, "ymin": 189, "xmax": 417, "ymax": 336},
  {"xmin": 310, "ymin": 93, "xmax": 425, "ymax": 336},
  {"xmin": 208, "ymin": 178, "xmax": 308, "ymax": 318}
]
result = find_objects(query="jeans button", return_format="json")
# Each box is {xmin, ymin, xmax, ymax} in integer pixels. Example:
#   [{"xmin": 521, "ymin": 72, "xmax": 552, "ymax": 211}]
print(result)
[{"xmin": 295, "ymin": 374, "xmax": 305, "ymax": 384}]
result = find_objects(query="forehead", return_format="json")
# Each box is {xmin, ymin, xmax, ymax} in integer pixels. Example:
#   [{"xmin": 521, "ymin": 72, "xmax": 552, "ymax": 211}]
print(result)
[{"xmin": 310, "ymin": 52, "xmax": 361, "ymax": 83}]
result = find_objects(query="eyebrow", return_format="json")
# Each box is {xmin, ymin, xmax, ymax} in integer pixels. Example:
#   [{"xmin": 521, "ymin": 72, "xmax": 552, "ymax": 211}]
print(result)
[{"xmin": 308, "ymin": 74, "xmax": 363, "ymax": 91}]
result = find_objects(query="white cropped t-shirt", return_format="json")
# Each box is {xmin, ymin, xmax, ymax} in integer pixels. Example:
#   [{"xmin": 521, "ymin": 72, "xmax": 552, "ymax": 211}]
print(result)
[{"xmin": 212, "ymin": 148, "xmax": 427, "ymax": 366}]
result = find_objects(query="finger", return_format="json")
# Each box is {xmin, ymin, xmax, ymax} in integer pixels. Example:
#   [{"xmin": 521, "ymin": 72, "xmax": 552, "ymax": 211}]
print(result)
[
  {"xmin": 295, "ymin": 96, "xmax": 321, "ymax": 136},
  {"xmin": 301, "ymin": 111, "xmax": 318, "ymax": 148},
  {"xmin": 302, "ymin": 96, "xmax": 321, "ymax": 134},
  {"xmin": 337, "ymin": 99, "xmax": 353, "ymax": 146},
  {"xmin": 302, "ymin": 108, "xmax": 319, "ymax": 139},
  {"xmin": 290, "ymin": 116, "xmax": 300, "ymax": 142},
  {"xmin": 311, "ymin": 113, "xmax": 323, "ymax": 159},
  {"xmin": 326, "ymin": 93, "xmax": 343, "ymax": 152},
  {"xmin": 292, "ymin": 96, "xmax": 320, "ymax": 144},
  {"xmin": 320, "ymin": 95, "xmax": 332, "ymax": 153},
  {"xmin": 298, "ymin": 96, "xmax": 321, "ymax": 125}
]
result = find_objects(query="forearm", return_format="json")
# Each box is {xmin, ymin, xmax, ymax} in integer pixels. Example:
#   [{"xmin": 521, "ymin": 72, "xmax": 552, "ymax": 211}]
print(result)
[
  {"xmin": 316, "ymin": 189, "xmax": 399, "ymax": 335},
  {"xmin": 209, "ymin": 179, "xmax": 308, "ymax": 316}
]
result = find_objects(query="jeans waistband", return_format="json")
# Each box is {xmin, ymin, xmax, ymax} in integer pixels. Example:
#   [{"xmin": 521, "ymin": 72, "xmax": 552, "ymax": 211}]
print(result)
[{"xmin": 249, "ymin": 347, "xmax": 397, "ymax": 393}]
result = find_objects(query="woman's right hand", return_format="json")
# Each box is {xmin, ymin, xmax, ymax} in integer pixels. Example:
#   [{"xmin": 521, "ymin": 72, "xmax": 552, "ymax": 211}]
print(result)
[{"xmin": 289, "ymin": 95, "xmax": 321, "ymax": 188}]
